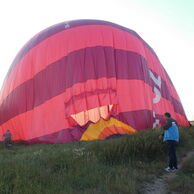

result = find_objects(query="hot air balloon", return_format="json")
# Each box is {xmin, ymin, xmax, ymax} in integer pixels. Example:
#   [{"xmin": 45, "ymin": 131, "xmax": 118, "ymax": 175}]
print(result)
[{"xmin": 0, "ymin": 20, "xmax": 189, "ymax": 143}]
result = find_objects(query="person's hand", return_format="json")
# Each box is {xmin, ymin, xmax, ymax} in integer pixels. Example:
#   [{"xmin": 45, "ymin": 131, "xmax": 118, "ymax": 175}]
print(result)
[
  {"xmin": 158, "ymin": 135, "xmax": 163, "ymax": 140},
  {"xmin": 156, "ymin": 124, "xmax": 162, "ymax": 128}
]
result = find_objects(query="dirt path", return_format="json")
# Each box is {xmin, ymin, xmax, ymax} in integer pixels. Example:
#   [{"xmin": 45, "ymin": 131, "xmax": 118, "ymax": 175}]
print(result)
[{"xmin": 143, "ymin": 149, "xmax": 194, "ymax": 194}]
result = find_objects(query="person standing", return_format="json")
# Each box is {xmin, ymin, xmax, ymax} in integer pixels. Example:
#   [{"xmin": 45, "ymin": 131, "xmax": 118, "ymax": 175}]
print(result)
[
  {"xmin": 163, "ymin": 112, "xmax": 179, "ymax": 172},
  {"xmin": 2, "ymin": 130, "xmax": 13, "ymax": 148}
]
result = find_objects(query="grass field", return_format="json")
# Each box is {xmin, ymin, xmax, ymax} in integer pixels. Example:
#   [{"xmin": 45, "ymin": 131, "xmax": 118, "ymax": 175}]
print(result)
[
  {"xmin": 169, "ymin": 155, "xmax": 194, "ymax": 194},
  {"xmin": 0, "ymin": 126, "xmax": 194, "ymax": 194}
]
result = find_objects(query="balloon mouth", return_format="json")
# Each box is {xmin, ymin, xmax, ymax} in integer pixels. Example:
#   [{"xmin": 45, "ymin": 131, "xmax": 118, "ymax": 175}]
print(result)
[
  {"xmin": 80, "ymin": 117, "xmax": 137, "ymax": 141},
  {"xmin": 70, "ymin": 104, "xmax": 113, "ymax": 126}
]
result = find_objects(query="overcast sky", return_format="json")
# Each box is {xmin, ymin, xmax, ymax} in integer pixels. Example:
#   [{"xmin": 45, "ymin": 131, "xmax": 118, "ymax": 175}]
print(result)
[{"xmin": 0, "ymin": 0, "xmax": 193, "ymax": 120}]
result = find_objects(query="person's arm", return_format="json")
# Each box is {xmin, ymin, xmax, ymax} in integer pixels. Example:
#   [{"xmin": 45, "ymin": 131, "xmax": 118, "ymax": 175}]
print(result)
[{"xmin": 175, "ymin": 120, "xmax": 179, "ymax": 127}]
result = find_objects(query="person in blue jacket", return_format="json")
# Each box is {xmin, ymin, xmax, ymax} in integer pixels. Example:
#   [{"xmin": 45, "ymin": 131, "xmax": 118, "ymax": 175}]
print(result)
[{"xmin": 163, "ymin": 112, "xmax": 179, "ymax": 172}]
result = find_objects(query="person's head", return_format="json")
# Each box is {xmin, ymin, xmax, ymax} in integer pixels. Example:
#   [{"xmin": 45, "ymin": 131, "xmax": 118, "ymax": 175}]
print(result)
[{"xmin": 164, "ymin": 112, "xmax": 171, "ymax": 120}]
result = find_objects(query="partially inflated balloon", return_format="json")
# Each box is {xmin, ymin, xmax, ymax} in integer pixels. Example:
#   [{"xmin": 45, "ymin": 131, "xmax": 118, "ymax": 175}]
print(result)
[{"xmin": 0, "ymin": 20, "xmax": 189, "ymax": 143}]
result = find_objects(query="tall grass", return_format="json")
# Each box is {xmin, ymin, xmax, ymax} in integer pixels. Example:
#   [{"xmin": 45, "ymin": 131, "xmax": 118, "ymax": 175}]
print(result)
[
  {"xmin": 168, "ymin": 126, "xmax": 194, "ymax": 194},
  {"xmin": 88, "ymin": 128, "xmax": 167, "ymax": 164},
  {"xmin": 0, "ymin": 126, "xmax": 193, "ymax": 194},
  {"xmin": 169, "ymin": 156, "xmax": 194, "ymax": 194}
]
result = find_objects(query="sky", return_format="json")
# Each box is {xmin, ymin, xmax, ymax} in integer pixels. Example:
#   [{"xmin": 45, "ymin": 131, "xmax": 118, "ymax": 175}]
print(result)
[{"xmin": 0, "ymin": 0, "xmax": 193, "ymax": 120}]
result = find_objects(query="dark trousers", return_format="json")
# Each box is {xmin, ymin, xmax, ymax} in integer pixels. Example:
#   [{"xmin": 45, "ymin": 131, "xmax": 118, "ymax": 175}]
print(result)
[
  {"xmin": 4, "ymin": 138, "xmax": 12, "ymax": 148},
  {"xmin": 168, "ymin": 140, "xmax": 177, "ymax": 169}
]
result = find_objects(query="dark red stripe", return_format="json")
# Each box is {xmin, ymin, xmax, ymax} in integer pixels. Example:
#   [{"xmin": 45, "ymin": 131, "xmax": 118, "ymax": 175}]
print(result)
[
  {"xmin": 115, "ymin": 110, "xmax": 154, "ymax": 130},
  {"xmin": 26, "ymin": 122, "xmax": 90, "ymax": 144},
  {"xmin": 116, "ymin": 110, "xmax": 188, "ymax": 130},
  {"xmin": 150, "ymin": 71, "xmax": 185, "ymax": 115},
  {"xmin": 0, "ymin": 47, "xmax": 185, "ymax": 125},
  {"xmin": 7, "ymin": 20, "xmax": 159, "ymax": 79}
]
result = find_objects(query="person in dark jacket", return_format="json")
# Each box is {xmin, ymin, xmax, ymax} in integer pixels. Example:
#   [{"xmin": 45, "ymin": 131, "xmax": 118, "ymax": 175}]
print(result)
[
  {"xmin": 163, "ymin": 112, "xmax": 179, "ymax": 172},
  {"xmin": 2, "ymin": 130, "xmax": 13, "ymax": 148}
]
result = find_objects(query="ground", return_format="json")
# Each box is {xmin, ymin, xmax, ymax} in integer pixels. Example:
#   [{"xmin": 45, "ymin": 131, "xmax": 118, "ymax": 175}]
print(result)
[{"xmin": 144, "ymin": 149, "xmax": 194, "ymax": 194}]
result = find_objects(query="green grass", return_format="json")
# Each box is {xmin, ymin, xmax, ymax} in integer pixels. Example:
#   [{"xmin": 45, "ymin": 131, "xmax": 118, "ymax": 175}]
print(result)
[
  {"xmin": 168, "ymin": 126, "xmax": 194, "ymax": 194},
  {"xmin": 0, "ymin": 126, "xmax": 194, "ymax": 194},
  {"xmin": 169, "ymin": 156, "xmax": 194, "ymax": 194}
]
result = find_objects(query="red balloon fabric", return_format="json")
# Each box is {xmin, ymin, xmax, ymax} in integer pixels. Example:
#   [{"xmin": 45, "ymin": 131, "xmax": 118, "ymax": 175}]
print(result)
[{"xmin": 0, "ymin": 20, "xmax": 189, "ymax": 143}]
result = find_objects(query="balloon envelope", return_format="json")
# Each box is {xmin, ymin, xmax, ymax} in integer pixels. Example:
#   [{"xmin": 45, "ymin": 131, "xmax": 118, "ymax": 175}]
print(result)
[{"xmin": 0, "ymin": 20, "xmax": 189, "ymax": 143}]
